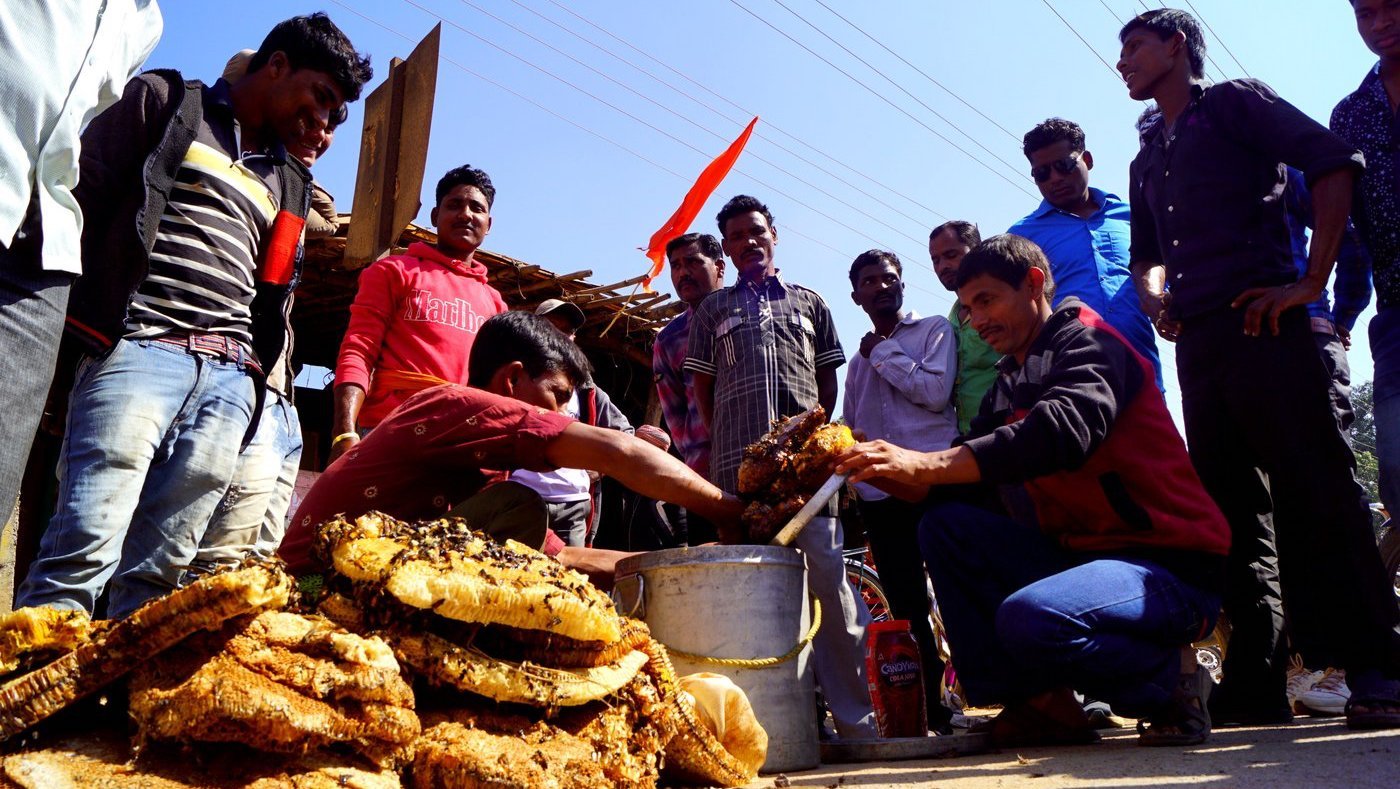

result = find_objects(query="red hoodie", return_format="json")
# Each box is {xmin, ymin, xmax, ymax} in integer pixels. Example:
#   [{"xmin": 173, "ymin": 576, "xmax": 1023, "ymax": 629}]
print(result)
[{"xmin": 335, "ymin": 241, "xmax": 508, "ymax": 427}]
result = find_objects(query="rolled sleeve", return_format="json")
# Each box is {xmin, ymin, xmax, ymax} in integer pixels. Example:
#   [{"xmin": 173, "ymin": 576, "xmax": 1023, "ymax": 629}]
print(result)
[
  {"xmin": 1128, "ymin": 156, "xmax": 1161, "ymax": 266},
  {"xmin": 1214, "ymin": 79, "xmax": 1364, "ymax": 184},
  {"xmin": 683, "ymin": 298, "xmax": 720, "ymax": 377},
  {"xmin": 810, "ymin": 296, "xmax": 846, "ymax": 369}
]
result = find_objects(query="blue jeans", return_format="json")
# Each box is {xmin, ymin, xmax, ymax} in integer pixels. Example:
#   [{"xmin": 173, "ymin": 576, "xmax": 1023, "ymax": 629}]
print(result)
[
  {"xmin": 919, "ymin": 502, "xmax": 1220, "ymax": 718},
  {"xmin": 17, "ymin": 339, "xmax": 256, "ymax": 617},
  {"xmin": 193, "ymin": 391, "xmax": 302, "ymax": 569},
  {"xmin": 1373, "ymin": 308, "xmax": 1400, "ymax": 516}
]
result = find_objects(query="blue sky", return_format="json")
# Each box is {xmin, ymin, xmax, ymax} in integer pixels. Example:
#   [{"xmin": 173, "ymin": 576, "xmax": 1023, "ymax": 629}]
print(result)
[{"xmin": 148, "ymin": 0, "xmax": 1382, "ymax": 425}]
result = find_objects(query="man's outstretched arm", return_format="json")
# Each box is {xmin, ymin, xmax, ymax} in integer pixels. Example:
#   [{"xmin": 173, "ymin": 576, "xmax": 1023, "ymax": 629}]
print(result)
[{"xmin": 545, "ymin": 422, "xmax": 742, "ymax": 538}]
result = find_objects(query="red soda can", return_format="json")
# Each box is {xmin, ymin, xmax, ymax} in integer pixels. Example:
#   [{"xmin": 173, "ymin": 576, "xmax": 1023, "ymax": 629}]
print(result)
[{"xmin": 865, "ymin": 619, "xmax": 927, "ymax": 738}]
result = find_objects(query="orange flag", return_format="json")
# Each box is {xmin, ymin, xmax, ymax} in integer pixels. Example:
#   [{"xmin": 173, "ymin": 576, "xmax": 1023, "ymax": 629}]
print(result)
[{"xmin": 641, "ymin": 117, "xmax": 758, "ymax": 291}]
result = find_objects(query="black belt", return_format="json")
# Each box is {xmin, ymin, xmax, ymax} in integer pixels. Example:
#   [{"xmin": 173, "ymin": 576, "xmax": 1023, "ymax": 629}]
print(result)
[{"xmin": 152, "ymin": 333, "xmax": 262, "ymax": 376}]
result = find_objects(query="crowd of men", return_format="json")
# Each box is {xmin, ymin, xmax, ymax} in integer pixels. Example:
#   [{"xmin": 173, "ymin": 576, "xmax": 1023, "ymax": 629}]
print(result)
[{"xmin": 2, "ymin": 1, "xmax": 1398, "ymax": 753}]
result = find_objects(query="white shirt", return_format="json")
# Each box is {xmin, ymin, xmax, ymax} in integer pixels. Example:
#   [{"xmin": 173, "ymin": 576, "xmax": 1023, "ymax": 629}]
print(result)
[
  {"xmin": 842, "ymin": 311, "xmax": 959, "ymax": 501},
  {"xmin": 511, "ymin": 391, "xmax": 591, "ymax": 502},
  {"xmin": 0, "ymin": 0, "xmax": 163, "ymax": 272}
]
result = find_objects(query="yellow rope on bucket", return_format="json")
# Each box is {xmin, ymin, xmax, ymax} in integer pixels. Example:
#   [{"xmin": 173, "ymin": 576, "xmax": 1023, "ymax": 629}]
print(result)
[{"xmin": 663, "ymin": 598, "xmax": 822, "ymax": 668}]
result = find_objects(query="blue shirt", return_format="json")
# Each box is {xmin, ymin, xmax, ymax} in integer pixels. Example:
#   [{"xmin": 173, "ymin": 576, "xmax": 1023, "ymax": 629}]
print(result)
[
  {"xmin": 1009, "ymin": 188, "xmax": 1163, "ymax": 390},
  {"xmin": 1281, "ymin": 166, "xmax": 1373, "ymax": 330}
]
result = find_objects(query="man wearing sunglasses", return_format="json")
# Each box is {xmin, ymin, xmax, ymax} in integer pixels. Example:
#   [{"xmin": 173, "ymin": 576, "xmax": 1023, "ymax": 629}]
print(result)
[{"xmin": 1008, "ymin": 118, "xmax": 1162, "ymax": 390}]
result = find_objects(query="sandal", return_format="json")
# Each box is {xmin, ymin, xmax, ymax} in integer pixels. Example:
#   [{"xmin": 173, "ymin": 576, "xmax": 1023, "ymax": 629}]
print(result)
[
  {"xmin": 1138, "ymin": 665, "xmax": 1212, "ymax": 747},
  {"xmin": 1344, "ymin": 672, "xmax": 1400, "ymax": 730}
]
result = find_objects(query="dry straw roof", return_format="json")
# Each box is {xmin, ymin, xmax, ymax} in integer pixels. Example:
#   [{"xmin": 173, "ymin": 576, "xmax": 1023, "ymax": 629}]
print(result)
[{"xmin": 292, "ymin": 219, "xmax": 684, "ymax": 374}]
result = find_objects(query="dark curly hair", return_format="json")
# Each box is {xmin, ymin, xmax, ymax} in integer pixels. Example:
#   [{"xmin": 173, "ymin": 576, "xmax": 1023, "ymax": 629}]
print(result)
[
  {"xmin": 436, "ymin": 165, "xmax": 496, "ymax": 209},
  {"xmin": 848, "ymin": 250, "xmax": 902, "ymax": 289},
  {"xmin": 468, "ymin": 311, "xmax": 592, "ymax": 389},
  {"xmin": 1119, "ymin": 8, "xmax": 1206, "ymax": 80},
  {"xmin": 955, "ymin": 234, "xmax": 1056, "ymax": 302},
  {"xmin": 716, "ymin": 195, "xmax": 775, "ymax": 237},
  {"xmin": 1022, "ymin": 118, "xmax": 1086, "ymax": 159},
  {"xmin": 248, "ymin": 13, "xmax": 373, "ymax": 102}
]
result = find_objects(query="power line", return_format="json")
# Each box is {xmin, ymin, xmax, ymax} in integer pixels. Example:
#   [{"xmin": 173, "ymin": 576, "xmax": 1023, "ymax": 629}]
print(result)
[
  {"xmin": 325, "ymin": 0, "xmax": 688, "ymax": 180},
  {"xmin": 724, "ymin": 0, "xmax": 1038, "ymax": 200},
  {"xmin": 1182, "ymin": 0, "xmax": 1250, "ymax": 77},
  {"xmin": 1098, "ymin": 0, "xmax": 1127, "ymax": 25},
  {"xmin": 808, "ymin": 0, "xmax": 1022, "ymax": 143},
  {"xmin": 325, "ymin": 0, "xmax": 959, "ymax": 314},
  {"xmin": 486, "ymin": 0, "xmax": 945, "ymax": 234},
  {"xmin": 539, "ymin": 0, "xmax": 949, "ymax": 222},
  {"xmin": 766, "ymin": 0, "xmax": 1028, "ymax": 180},
  {"xmin": 382, "ymin": 2, "xmax": 957, "ymax": 291},
  {"xmin": 1040, "ymin": 0, "xmax": 1122, "ymax": 80},
  {"xmin": 504, "ymin": 0, "xmax": 945, "ymax": 229},
  {"xmin": 328, "ymin": 0, "xmax": 1181, "ymax": 375},
  {"xmin": 449, "ymin": 0, "xmax": 932, "ymax": 248}
]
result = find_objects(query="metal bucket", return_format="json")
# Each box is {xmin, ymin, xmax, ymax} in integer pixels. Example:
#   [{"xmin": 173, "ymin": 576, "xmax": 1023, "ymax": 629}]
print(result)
[{"xmin": 614, "ymin": 544, "xmax": 819, "ymax": 773}]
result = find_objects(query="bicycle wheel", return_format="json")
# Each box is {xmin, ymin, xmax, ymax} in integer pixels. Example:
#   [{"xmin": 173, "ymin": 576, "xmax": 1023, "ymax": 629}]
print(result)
[{"xmin": 845, "ymin": 559, "xmax": 891, "ymax": 622}]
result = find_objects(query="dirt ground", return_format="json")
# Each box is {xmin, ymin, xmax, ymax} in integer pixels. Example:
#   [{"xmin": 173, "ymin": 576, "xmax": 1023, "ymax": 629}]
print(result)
[{"xmin": 744, "ymin": 717, "xmax": 1400, "ymax": 788}]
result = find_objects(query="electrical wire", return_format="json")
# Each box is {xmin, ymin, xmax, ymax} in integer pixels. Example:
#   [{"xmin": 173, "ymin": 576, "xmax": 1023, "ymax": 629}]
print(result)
[
  {"xmin": 766, "ymin": 0, "xmax": 1028, "ymax": 179},
  {"xmin": 725, "ymin": 0, "xmax": 1039, "ymax": 199},
  {"xmin": 1039, "ymin": 0, "xmax": 1123, "ymax": 80},
  {"xmin": 808, "ymin": 0, "xmax": 1022, "ymax": 143},
  {"xmin": 325, "ymin": 0, "xmax": 688, "ymax": 180},
  {"xmin": 451, "ymin": 0, "xmax": 937, "ymax": 245},
  {"xmin": 333, "ymin": 0, "xmax": 958, "ymax": 307},
  {"xmin": 327, "ymin": 0, "xmax": 963, "ymax": 313},
  {"xmin": 327, "ymin": 0, "xmax": 1179, "ymax": 373},
  {"xmin": 1182, "ymin": 0, "xmax": 1250, "ymax": 77},
  {"xmin": 504, "ymin": 0, "xmax": 944, "ymax": 229},
  {"xmin": 540, "ymin": 0, "xmax": 950, "ymax": 221}
]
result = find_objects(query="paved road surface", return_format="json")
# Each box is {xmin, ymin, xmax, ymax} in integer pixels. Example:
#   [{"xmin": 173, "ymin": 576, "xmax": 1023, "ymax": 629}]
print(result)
[{"xmin": 746, "ymin": 718, "xmax": 1400, "ymax": 788}]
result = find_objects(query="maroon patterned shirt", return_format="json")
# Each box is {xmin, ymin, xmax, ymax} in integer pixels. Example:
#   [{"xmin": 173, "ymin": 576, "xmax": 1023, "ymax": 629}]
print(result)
[{"xmin": 281, "ymin": 384, "xmax": 574, "ymax": 572}]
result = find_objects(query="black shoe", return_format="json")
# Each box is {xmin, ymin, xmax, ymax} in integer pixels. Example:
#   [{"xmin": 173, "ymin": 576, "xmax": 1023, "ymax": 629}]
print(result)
[{"xmin": 1208, "ymin": 687, "xmax": 1293, "ymax": 727}]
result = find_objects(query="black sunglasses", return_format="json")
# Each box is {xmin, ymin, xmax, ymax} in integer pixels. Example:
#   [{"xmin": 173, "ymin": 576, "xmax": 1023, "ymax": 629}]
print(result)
[{"xmin": 1031, "ymin": 151, "xmax": 1083, "ymax": 183}]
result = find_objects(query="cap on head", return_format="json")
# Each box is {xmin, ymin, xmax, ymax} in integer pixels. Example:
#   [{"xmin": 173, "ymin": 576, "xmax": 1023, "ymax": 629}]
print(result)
[
  {"xmin": 221, "ymin": 49, "xmax": 257, "ymax": 83},
  {"xmin": 535, "ymin": 299, "xmax": 586, "ymax": 332}
]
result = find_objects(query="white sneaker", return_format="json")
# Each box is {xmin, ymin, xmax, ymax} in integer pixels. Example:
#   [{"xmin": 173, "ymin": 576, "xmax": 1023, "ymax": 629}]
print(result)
[
  {"xmin": 1298, "ymin": 668, "xmax": 1349, "ymax": 716},
  {"xmin": 1286, "ymin": 655, "xmax": 1324, "ymax": 714}
]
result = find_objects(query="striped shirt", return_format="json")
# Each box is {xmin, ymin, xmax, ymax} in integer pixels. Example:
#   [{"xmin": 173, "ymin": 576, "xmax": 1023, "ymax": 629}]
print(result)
[
  {"xmin": 126, "ymin": 88, "xmax": 279, "ymax": 349},
  {"xmin": 684, "ymin": 272, "xmax": 844, "ymax": 494}
]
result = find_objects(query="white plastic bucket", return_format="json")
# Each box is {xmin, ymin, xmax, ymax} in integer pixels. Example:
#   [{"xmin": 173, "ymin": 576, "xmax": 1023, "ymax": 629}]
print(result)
[{"xmin": 614, "ymin": 544, "xmax": 819, "ymax": 773}]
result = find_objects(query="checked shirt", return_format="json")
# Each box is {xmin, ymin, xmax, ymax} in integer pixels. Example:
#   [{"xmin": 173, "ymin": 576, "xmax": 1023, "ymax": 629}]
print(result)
[{"xmin": 684, "ymin": 271, "xmax": 844, "ymax": 494}]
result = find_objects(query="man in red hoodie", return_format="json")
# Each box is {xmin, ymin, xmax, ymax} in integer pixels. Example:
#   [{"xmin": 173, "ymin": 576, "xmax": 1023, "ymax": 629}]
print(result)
[
  {"xmin": 838, "ymin": 235, "xmax": 1230, "ymax": 748},
  {"xmin": 329, "ymin": 164, "xmax": 508, "ymax": 462}
]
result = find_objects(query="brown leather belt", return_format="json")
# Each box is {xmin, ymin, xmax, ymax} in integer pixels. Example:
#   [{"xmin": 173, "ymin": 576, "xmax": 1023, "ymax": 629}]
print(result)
[
  {"xmin": 1310, "ymin": 317, "xmax": 1338, "ymax": 338},
  {"xmin": 152, "ymin": 333, "xmax": 262, "ymax": 376}
]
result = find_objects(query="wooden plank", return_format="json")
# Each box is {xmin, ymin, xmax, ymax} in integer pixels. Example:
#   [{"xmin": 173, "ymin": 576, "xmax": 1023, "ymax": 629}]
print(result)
[
  {"xmin": 575, "ymin": 291, "xmax": 659, "ymax": 309},
  {"xmin": 388, "ymin": 25, "xmax": 440, "ymax": 251},
  {"xmin": 498, "ymin": 271, "xmax": 592, "ymax": 298},
  {"xmin": 341, "ymin": 68, "xmax": 394, "ymax": 269},
  {"xmin": 342, "ymin": 25, "xmax": 440, "ymax": 270},
  {"xmin": 570, "ymin": 273, "xmax": 649, "ymax": 296},
  {"xmin": 485, "ymin": 264, "xmax": 541, "ymax": 279}
]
